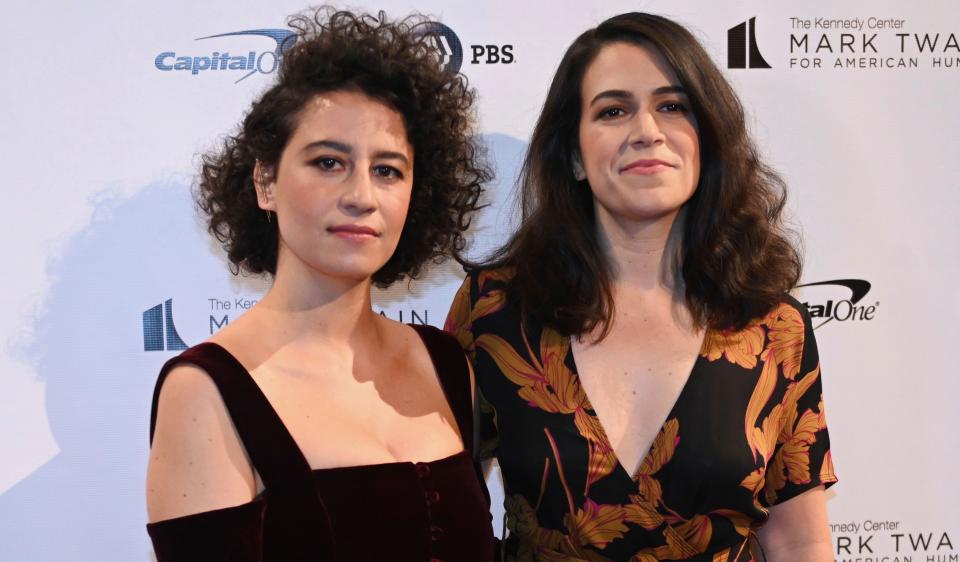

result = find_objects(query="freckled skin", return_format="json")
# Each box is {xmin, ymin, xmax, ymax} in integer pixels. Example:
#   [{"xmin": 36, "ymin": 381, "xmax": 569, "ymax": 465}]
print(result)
[
  {"xmin": 146, "ymin": 90, "xmax": 468, "ymax": 528},
  {"xmin": 256, "ymin": 91, "xmax": 415, "ymax": 284}
]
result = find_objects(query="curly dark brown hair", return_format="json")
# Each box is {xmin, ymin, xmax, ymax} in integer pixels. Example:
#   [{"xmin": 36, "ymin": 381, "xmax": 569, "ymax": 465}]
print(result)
[
  {"xmin": 197, "ymin": 7, "xmax": 489, "ymax": 286},
  {"xmin": 480, "ymin": 12, "xmax": 802, "ymax": 335}
]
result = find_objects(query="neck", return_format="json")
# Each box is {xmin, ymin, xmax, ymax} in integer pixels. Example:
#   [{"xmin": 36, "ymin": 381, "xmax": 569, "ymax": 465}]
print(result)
[
  {"xmin": 595, "ymin": 206, "xmax": 686, "ymax": 295},
  {"xmin": 253, "ymin": 249, "xmax": 380, "ymax": 347}
]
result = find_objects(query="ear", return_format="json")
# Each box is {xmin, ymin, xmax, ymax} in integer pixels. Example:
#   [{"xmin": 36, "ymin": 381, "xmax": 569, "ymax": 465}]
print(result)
[
  {"xmin": 253, "ymin": 160, "xmax": 277, "ymax": 211},
  {"xmin": 571, "ymin": 151, "xmax": 587, "ymax": 181}
]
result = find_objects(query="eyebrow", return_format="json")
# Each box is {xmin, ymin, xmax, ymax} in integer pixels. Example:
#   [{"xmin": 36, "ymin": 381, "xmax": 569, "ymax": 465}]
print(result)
[
  {"xmin": 301, "ymin": 139, "xmax": 411, "ymax": 167},
  {"xmin": 302, "ymin": 139, "xmax": 352, "ymax": 154},
  {"xmin": 373, "ymin": 150, "xmax": 412, "ymax": 167},
  {"xmin": 588, "ymin": 85, "xmax": 688, "ymax": 106}
]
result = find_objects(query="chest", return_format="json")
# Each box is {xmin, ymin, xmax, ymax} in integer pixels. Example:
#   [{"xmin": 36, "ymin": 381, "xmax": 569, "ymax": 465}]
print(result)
[
  {"xmin": 251, "ymin": 348, "xmax": 464, "ymax": 470},
  {"xmin": 571, "ymin": 312, "xmax": 704, "ymax": 478}
]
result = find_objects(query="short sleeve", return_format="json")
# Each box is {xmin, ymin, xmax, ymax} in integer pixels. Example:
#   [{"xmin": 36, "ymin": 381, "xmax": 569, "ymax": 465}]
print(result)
[
  {"xmin": 444, "ymin": 274, "xmax": 477, "ymax": 359},
  {"xmin": 761, "ymin": 301, "xmax": 838, "ymax": 507},
  {"xmin": 445, "ymin": 273, "xmax": 500, "ymax": 461}
]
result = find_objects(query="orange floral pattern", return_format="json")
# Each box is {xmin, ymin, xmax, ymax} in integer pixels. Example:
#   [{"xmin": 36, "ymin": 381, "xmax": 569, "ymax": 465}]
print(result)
[
  {"xmin": 446, "ymin": 270, "xmax": 837, "ymax": 561},
  {"xmin": 701, "ymin": 322, "xmax": 765, "ymax": 370}
]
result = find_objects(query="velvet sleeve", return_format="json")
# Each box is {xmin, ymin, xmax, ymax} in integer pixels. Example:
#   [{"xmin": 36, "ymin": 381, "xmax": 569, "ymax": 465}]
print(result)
[{"xmin": 147, "ymin": 498, "xmax": 267, "ymax": 562}]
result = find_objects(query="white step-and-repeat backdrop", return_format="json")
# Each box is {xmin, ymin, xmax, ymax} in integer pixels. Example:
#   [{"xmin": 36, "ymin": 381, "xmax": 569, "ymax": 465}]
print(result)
[{"xmin": 1, "ymin": 0, "xmax": 957, "ymax": 560}]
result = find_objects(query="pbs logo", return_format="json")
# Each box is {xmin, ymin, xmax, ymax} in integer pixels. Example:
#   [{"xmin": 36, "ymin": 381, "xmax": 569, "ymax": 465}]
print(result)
[
  {"xmin": 470, "ymin": 44, "xmax": 514, "ymax": 64},
  {"xmin": 416, "ymin": 22, "xmax": 515, "ymax": 73},
  {"xmin": 415, "ymin": 22, "xmax": 464, "ymax": 73}
]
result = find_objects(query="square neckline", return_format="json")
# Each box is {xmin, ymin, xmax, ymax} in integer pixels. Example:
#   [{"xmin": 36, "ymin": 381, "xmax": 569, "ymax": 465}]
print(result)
[{"xmin": 200, "ymin": 323, "xmax": 469, "ymax": 474}]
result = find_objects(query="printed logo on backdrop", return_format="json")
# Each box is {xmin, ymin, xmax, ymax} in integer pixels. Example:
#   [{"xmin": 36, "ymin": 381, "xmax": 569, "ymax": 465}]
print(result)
[
  {"xmin": 415, "ymin": 23, "xmax": 464, "ymax": 73},
  {"xmin": 156, "ymin": 23, "xmax": 515, "ymax": 81},
  {"xmin": 728, "ymin": 17, "xmax": 772, "ymax": 69},
  {"xmin": 140, "ymin": 295, "xmax": 430, "ymax": 352},
  {"xmin": 730, "ymin": 15, "xmax": 960, "ymax": 70},
  {"xmin": 143, "ymin": 299, "xmax": 188, "ymax": 351},
  {"xmin": 796, "ymin": 279, "xmax": 878, "ymax": 329},
  {"xmin": 154, "ymin": 29, "xmax": 297, "ymax": 82},
  {"xmin": 830, "ymin": 518, "xmax": 956, "ymax": 562},
  {"xmin": 415, "ymin": 23, "xmax": 515, "ymax": 72}
]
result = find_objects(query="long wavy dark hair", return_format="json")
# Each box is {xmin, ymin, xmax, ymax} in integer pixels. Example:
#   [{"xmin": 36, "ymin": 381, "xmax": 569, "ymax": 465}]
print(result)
[
  {"xmin": 478, "ymin": 12, "xmax": 801, "ymax": 336},
  {"xmin": 198, "ymin": 7, "xmax": 489, "ymax": 286}
]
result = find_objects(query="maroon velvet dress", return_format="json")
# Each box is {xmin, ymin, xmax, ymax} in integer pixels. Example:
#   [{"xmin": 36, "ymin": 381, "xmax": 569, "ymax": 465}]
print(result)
[{"xmin": 146, "ymin": 324, "xmax": 496, "ymax": 561}]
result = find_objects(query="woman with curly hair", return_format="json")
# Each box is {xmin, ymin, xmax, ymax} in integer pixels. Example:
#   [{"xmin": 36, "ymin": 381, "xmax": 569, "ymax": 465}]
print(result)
[
  {"xmin": 146, "ymin": 8, "xmax": 494, "ymax": 561},
  {"xmin": 446, "ymin": 12, "xmax": 836, "ymax": 562}
]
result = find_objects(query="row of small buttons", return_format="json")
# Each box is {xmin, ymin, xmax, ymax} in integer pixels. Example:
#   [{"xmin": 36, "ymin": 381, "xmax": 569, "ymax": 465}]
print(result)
[{"xmin": 415, "ymin": 462, "xmax": 444, "ymax": 562}]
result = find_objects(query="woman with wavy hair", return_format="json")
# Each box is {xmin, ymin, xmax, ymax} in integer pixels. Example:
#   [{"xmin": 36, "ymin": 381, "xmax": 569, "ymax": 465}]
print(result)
[
  {"xmin": 447, "ymin": 12, "xmax": 836, "ymax": 561},
  {"xmin": 146, "ymin": 8, "xmax": 494, "ymax": 561}
]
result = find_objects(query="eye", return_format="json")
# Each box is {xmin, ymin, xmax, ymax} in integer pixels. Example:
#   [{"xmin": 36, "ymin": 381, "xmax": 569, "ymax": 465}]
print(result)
[
  {"xmin": 312, "ymin": 157, "xmax": 343, "ymax": 171},
  {"xmin": 597, "ymin": 106, "xmax": 627, "ymax": 120},
  {"xmin": 659, "ymin": 101, "xmax": 689, "ymax": 113},
  {"xmin": 373, "ymin": 165, "xmax": 403, "ymax": 180}
]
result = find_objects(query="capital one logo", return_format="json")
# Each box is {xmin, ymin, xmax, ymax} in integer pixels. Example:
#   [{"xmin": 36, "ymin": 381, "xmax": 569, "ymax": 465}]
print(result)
[
  {"xmin": 155, "ymin": 28, "xmax": 297, "ymax": 82},
  {"xmin": 797, "ymin": 279, "xmax": 878, "ymax": 329},
  {"xmin": 728, "ymin": 17, "xmax": 771, "ymax": 69},
  {"xmin": 143, "ymin": 299, "xmax": 187, "ymax": 352}
]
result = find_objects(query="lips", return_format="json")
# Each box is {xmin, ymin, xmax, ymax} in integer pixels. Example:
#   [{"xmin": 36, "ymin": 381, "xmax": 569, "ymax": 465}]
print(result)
[
  {"xmin": 620, "ymin": 159, "xmax": 675, "ymax": 174},
  {"xmin": 327, "ymin": 224, "xmax": 380, "ymax": 237}
]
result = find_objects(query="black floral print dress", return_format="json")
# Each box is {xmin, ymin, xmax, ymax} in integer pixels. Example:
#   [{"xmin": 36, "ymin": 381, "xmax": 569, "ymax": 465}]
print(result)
[{"xmin": 445, "ymin": 268, "xmax": 837, "ymax": 562}]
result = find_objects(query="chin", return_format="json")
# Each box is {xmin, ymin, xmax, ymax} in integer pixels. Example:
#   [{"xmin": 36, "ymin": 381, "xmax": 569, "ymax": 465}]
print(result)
[
  {"xmin": 313, "ymin": 258, "xmax": 386, "ymax": 283},
  {"xmin": 608, "ymin": 207, "xmax": 682, "ymax": 226}
]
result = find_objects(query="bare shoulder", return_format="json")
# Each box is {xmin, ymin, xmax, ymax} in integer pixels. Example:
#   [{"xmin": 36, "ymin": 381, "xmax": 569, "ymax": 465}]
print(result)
[
  {"xmin": 378, "ymin": 315, "xmax": 428, "ymax": 352},
  {"xmin": 146, "ymin": 363, "xmax": 256, "ymax": 523}
]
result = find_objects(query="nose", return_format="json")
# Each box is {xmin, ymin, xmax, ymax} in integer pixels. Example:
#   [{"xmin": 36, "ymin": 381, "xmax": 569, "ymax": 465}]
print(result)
[
  {"xmin": 628, "ymin": 110, "xmax": 666, "ymax": 147},
  {"xmin": 339, "ymin": 170, "xmax": 377, "ymax": 215}
]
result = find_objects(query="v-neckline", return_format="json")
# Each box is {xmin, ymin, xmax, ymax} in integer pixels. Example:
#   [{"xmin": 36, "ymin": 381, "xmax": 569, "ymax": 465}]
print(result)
[{"xmin": 567, "ymin": 332, "xmax": 708, "ymax": 482}]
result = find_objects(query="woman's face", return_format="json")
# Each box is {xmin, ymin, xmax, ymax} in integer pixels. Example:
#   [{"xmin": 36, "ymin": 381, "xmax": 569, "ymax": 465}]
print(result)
[
  {"xmin": 257, "ymin": 90, "xmax": 414, "ymax": 283},
  {"xmin": 578, "ymin": 41, "xmax": 700, "ymax": 227}
]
